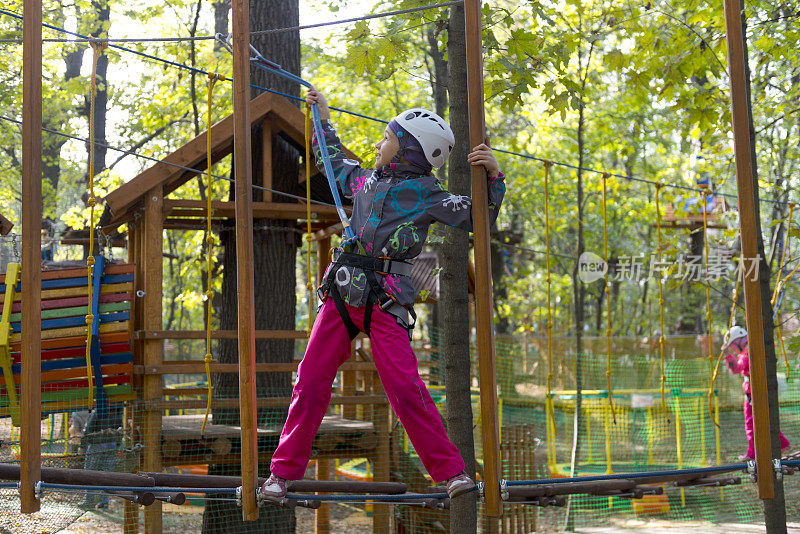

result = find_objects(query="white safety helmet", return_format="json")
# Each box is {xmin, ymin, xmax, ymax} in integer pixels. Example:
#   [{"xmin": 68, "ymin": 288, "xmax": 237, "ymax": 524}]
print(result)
[
  {"xmin": 722, "ymin": 325, "xmax": 747, "ymax": 350},
  {"xmin": 393, "ymin": 108, "xmax": 455, "ymax": 169}
]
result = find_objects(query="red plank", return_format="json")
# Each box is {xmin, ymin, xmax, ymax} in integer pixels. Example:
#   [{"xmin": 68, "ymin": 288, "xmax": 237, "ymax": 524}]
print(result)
[
  {"xmin": 11, "ymin": 363, "xmax": 134, "ymax": 384},
  {"xmin": 11, "ymin": 342, "xmax": 131, "ymax": 363},
  {"xmin": 5, "ymin": 292, "xmax": 132, "ymax": 314}
]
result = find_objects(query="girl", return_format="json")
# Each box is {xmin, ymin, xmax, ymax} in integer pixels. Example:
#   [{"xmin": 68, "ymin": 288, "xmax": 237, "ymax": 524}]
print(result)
[
  {"xmin": 723, "ymin": 326, "xmax": 790, "ymax": 460},
  {"xmin": 260, "ymin": 88, "xmax": 506, "ymax": 502}
]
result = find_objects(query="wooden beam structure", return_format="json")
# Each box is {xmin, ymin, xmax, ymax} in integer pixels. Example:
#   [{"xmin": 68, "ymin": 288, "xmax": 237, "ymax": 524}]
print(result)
[
  {"xmin": 463, "ymin": 0, "xmax": 502, "ymax": 518},
  {"xmin": 142, "ymin": 186, "xmax": 164, "ymax": 533},
  {"xmin": 0, "ymin": 212, "xmax": 13, "ymax": 236},
  {"xmin": 231, "ymin": 0, "xmax": 259, "ymax": 520},
  {"xmin": 722, "ymin": 0, "xmax": 774, "ymax": 500},
  {"xmin": 21, "ymin": 0, "xmax": 43, "ymax": 514}
]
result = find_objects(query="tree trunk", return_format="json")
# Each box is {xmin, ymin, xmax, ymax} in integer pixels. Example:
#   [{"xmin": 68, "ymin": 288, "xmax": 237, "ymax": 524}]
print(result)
[
  {"xmin": 203, "ymin": 1, "xmax": 300, "ymax": 531},
  {"xmin": 85, "ymin": 0, "xmax": 109, "ymax": 181},
  {"xmin": 740, "ymin": 5, "xmax": 787, "ymax": 531},
  {"xmin": 442, "ymin": 6, "xmax": 477, "ymax": 533},
  {"xmin": 564, "ymin": 82, "xmax": 586, "ymax": 533}
]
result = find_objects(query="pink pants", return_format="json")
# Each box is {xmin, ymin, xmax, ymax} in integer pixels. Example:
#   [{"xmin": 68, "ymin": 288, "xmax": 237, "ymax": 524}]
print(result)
[
  {"xmin": 744, "ymin": 396, "xmax": 789, "ymax": 458},
  {"xmin": 270, "ymin": 299, "xmax": 464, "ymax": 482}
]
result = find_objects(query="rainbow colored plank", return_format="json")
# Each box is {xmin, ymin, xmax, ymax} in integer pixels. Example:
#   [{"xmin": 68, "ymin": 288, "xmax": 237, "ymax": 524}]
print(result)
[{"xmin": 0, "ymin": 259, "xmax": 136, "ymax": 425}]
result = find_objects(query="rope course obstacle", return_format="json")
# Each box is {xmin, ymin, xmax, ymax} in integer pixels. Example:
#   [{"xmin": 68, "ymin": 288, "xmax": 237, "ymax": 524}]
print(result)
[{"xmin": 3, "ymin": 0, "xmax": 799, "ymax": 532}]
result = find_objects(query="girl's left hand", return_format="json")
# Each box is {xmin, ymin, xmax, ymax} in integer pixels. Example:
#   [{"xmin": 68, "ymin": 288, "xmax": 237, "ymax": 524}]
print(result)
[{"xmin": 468, "ymin": 136, "xmax": 500, "ymax": 177}]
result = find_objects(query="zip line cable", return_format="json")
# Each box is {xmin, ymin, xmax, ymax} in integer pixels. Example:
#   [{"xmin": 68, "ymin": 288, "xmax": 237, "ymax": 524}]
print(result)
[
  {"xmin": 0, "ymin": 2, "xmax": 460, "ymax": 44},
  {"xmin": 0, "ymin": 7, "xmax": 793, "ymax": 209}
]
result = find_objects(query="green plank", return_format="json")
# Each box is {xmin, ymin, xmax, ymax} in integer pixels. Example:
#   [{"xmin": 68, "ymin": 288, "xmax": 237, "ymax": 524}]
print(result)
[
  {"xmin": 1, "ymin": 385, "xmax": 133, "ymax": 408},
  {"xmin": 9, "ymin": 301, "xmax": 131, "ymax": 323}
]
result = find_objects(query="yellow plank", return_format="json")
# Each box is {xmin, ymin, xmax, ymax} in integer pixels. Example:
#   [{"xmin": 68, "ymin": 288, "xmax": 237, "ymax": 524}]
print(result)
[
  {"xmin": 0, "ymin": 264, "xmax": 21, "ymax": 425},
  {"xmin": 10, "ymin": 321, "xmax": 129, "ymax": 343},
  {"xmin": 0, "ymin": 394, "xmax": 136, "ymax": 418}
]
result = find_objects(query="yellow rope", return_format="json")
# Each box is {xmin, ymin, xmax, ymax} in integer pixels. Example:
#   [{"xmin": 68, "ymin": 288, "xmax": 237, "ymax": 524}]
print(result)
[
  {"xmin": 700, "ymin": 190, "xmax": 715, "ymax": 424},
  {"xmin": 84, "ymin": 41, "xmax": 107, "ymax": 411},
  {"xmin": 601, "ymin": 172, "xmax": 616, "ymax": 425},
  {"xmin": 201, "ymin": 72, "xmax": 224, "ymax": 437},
  {"xmin": 543, "ymin": 161, "xmax": 557, "ymax": 447},
  {"xmin": 304, "ymin": 104, "xmax": 314, "ymax": 334},
  {"xmin": 654, "ymin": 184, "xmax": 668, "ymax": 422},
  {"xmin": 771, "ymin": 203, "xmax": 795, "ymax": 380}
]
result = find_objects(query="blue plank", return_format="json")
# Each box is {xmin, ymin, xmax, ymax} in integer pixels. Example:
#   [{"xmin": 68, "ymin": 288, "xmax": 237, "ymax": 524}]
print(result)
[
  {"xmin": 0, "ymin": 272, "xmax": 133, "ymax": 293},
  {"xmin": 12, "ymin": 352, "xmax": 134, "ymax": 373},
  {"xmin": 11, "ymin": 311, "xmax": 130, "ymax": 333}
]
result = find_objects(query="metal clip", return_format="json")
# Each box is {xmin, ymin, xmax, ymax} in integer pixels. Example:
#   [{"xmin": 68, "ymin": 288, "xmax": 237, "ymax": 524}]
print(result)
[
  {"xmin": 500, "ymin": 479, "xmax": 509, "ymax": 501},
  {"xmin": 235, "ymin": 486, "xmax": 242, "ymax": 507},
  {"xmin": 774, "ymin": 459, "xmax": 784, "ymax": 481},
  {"xmin": 747, "ymin": 460, "xmax": 757, "ymax": 483},
  {"xmin": 214, "ymin": 33, "xmax": 233, "ymax": 54},
  {"xmin": 34, "ymin": 481, "xmax": 43, "ymax": 500},
  {"xmin": 477, "ymin": 481, "xmax": 485, "ymax": 503}
]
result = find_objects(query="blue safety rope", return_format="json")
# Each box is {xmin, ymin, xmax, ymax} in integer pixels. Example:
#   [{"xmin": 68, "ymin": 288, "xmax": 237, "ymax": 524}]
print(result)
[
  {"xmin": 217, "ymin": 35, "xmax": 357, "ymax": 246},
  {"xmin": 505, "ymin": 462, "xmax": 749, "ymax": 487},
  {"xmin": 37, "ymin": 483, "xmax": 237, "ymax": 494}
]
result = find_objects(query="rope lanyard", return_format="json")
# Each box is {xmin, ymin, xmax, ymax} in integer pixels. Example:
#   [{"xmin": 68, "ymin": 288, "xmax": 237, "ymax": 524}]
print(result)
[
  {"xmin": 304, "ymin": 105, "xmax": 314, "ymax": 334},
  {"xmin": 543, "ymin": 161, "xmax": 557, "ymax": 472},
  {"xmin": 771, "ymin": 202, "xmax": 795, "ymax": 380},
  {"xmin": 654, "ymin": 184, "xmax": 668, "ymax": 422},
  {"xmin": 601, "ymin": 172, "xmax": 616, "ymax": 425},
  {"xmin": 201, "ymin": 73, "xmax": 225, "ymax": 437},
  {"xmin": 84, "ymin": 41, "xmax": 108, "ymax": 410},
  {"xmin": 217, "ymin": 37, "xmax": 356, "ymax": 246},
  {"xmin": 700, "ymin": 190, "xmax": 714, "ymax": 411}
]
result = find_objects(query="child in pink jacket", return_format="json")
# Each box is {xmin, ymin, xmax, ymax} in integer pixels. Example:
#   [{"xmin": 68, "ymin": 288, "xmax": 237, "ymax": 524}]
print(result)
[
  {"xmin": 259, "ymin": 88, "xmax": 505, "ymax": 503},
  {"xmin": 723, "ymin": 326, "xmax": 790, "ymax": 460}
]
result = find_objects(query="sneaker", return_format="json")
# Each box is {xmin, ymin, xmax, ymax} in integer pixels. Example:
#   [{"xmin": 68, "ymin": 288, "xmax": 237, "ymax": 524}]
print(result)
[
  {"xmin": 445, "ymin": 472, "xmax": 475, "ymax": 499},
  {"xmin": 258, "ymin": 474, "xmax": 287, "ymax": 503},
  {"xmin": 738, "ymin": 453, "xmax": 754, "ymax": 461}
]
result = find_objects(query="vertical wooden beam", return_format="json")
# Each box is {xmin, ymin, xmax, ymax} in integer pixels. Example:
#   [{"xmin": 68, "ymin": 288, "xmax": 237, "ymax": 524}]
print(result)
[
  {"xmin": 124, "ymin": 225, "xmax": 140, "ymax": 534},
  {"xmin": 463, "ymin": 0, "xmax": 502, "ymax": 518},
  {"xmin": 142, "ymin": 188, "xmax": 164, "ymax": 532},
  {"xmin": 722, "ymin": 0, "xmax": 773, "ymax": 500},
  {"xmin": 20, "ymin": 0, "xmax": 43, "ymax": 514},
  {"xmin": 232, "ymin": 0, "xmax": 258, "ymax": 521}
]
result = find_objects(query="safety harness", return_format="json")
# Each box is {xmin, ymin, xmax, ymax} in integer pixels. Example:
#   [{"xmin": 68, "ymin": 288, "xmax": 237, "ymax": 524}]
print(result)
[{"xmin": 319, "ymin": 251, "xmax": 416, "ymax": 341}]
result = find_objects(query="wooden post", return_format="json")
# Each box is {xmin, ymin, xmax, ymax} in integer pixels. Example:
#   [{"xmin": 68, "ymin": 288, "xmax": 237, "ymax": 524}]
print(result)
[
  {"xmin": 314, "ymin": 236, "xmax": 331, "ymax": 532},
  {"xmin": 125, "ymin": 225, "xmax": 139, "ymax": 534},
  {"xmin": 142, "ymin": 187, "xmax": 164, "ymax": 532},
  {"xmin": 20, "ymin": 0, "xmax": 43, "ymax": 514},
  {"xmin": 463, "ymin": 0, "xmax": 502, "ymax": 518},
  {"xmin": 722, "ymin": 0, "xmax": 773, "ymax": 500},
  {"xmin": 232, "ymin": 0, "xmax": 259, "ymax": 521}
]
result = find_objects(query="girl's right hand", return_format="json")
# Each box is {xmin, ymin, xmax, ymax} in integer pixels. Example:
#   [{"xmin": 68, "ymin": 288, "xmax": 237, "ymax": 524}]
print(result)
[{"xmin": 306, "ymin": 87, "xmax": 331, "ymax": 121}]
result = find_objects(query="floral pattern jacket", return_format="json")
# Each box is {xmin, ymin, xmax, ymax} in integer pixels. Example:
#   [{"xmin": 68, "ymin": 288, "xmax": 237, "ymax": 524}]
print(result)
[{"xmin": 313, "ymin": 121, "xmax": 506, "ymax": 317}]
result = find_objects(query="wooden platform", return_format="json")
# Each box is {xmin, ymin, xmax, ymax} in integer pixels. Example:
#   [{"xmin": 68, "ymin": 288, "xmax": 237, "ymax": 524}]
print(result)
[
  {"xmin": 159, "ymin": 413, "xmax": 379, "ymax": 467},
  {"xmin": 161, "ymin": 413, "xmax": 372, "ymax": 438}
]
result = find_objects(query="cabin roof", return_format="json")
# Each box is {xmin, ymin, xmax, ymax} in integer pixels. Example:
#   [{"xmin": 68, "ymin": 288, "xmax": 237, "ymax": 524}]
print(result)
[{"xmin": 100, "ymin": 91, "xmax": 359, "ymax": 228}]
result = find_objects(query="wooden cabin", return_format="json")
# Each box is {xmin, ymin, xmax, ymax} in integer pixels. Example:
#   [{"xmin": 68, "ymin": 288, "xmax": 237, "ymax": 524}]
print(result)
[
  {"xmin": 99, "ymin": 91, "xmax": 395, "ymax": 533},
  {"xmin": 659, "ymin": 193, "xmax": 730, "ymax": 230}
]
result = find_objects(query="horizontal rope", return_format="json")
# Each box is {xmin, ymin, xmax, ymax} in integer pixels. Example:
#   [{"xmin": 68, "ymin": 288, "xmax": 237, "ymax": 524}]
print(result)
[
  {"xmin": 505, "ymin": 462, "xmax": 748, "ymax": 486},
  {"xmin": 0, "ymin": 2, "xmax": 460, "ymax": 44},
  {"xmin": 0, "ymin": 8, "xmax": 792, "ymax": 207},
  {"xmin": 0, "ymin": 114, "xmax": 339, "ymax": 212},
  {"xmin": 283, "ymin": 490, "xmax": 452, "ymax": 501},
  {"xmin": 250, "ymin": 1, "xmax": 461, "ymax": 35}
]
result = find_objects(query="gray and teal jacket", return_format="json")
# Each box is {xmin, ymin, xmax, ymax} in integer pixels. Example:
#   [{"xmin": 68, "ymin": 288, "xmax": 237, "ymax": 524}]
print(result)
[{"xmin": 313, "ymin": 120, "xmax": 506, "ymax": 325}]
